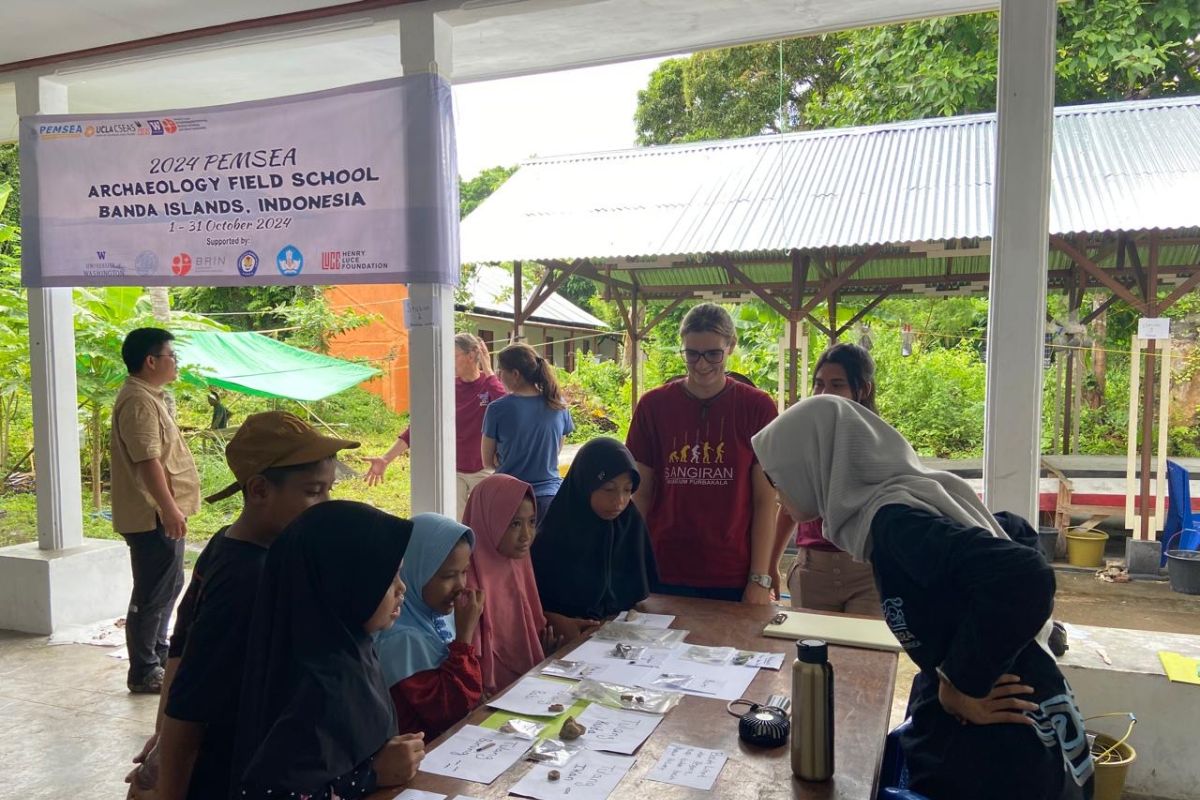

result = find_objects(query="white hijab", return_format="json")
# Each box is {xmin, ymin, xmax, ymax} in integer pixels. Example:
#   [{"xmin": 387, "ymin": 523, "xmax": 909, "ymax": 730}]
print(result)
[{"xmin": 751, "ymin": 395, "xmax": 1007, "ymax": 562}]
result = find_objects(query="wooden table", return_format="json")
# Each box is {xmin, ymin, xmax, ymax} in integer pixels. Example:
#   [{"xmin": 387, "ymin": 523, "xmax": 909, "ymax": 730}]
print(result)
[{"xmin": 371, "ymin": 595, "xmax": 897, "ymax": 800}]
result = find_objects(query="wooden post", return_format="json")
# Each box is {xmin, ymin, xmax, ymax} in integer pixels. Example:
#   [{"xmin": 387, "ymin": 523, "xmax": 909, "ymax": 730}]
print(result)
[
  {"xmin": 827, "ymin": 293, "xmax": 838, "ymax": 346},
  {"xmin": 512, "ymin": 260, "xmax": 523, "ymax": 343},
  {"xmin": 630, "ymin": 284, "xmax": 641, "ymax": 409},
  {"xmin": 1138, "ymin": 240, "xmax": 1159, "ymax": 540},
  {"xmin": 788, "ymin": 319, "xmax": 799, "ymax": 405},
  {"xmin": 789, "ymin": 250, "xmax": 805, "ymax": 406}
]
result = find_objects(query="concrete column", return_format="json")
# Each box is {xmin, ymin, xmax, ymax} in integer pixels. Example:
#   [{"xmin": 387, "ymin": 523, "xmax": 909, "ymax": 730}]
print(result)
[
  {"xmin": 982, "ymin": 0, "xmax": 1057, "ymax": 519},
  {"xmin": 0, "ymin": 72, "xmax": 130, "ymax": 633},
  {"xmin": 16, "ymin": 74, "xmax": 82, "ymax": 551},
  {"xmin": 399, "ymin": 5, "xmax": 457, "ymax": 517}
]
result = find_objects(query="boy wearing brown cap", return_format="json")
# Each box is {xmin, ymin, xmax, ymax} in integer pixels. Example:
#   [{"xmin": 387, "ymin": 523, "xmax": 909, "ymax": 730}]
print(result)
[{"xmin": 128, "ymin": 412, "xmax": 423, "ymax": 800}]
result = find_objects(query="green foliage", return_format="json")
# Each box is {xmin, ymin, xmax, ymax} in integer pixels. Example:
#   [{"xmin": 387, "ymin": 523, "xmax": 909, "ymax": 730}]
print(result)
[
  {"xmin": 460, "ymin": 165, "xmax": 517, "ymax": 218},
  {"xmin": 0, "ymin": 146, "xmax": 18, "ymax": 229},
  {"xmin": 809, "ymin": 1, "xmax": 1199, "ymax": 128},
  {"xmin": 560, "ymin": 352, "xmax": 631, "ymax": 440},
  {"xmin": 635, "ymin": 38, "xmax": 842, "ymax": 145},
  {"xmin": 0, "ymin": 183, "xmax": 29, "ymax": 470},
  {"xmin": 874, "ymin": 329, "xmax": 988, "ymax": 458},
  {"xmin": 635, "ymin": 1, "xmax": 1200, "ymax": 141},
  {"xmin": 270, "ymin": 286, "xmax": 374, "ymax": 354}
]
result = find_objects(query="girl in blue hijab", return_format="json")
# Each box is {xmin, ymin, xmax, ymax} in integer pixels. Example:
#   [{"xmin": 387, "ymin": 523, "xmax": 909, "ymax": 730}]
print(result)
[{"xmin": 376, "ymin": 513, "xmax": 486, "ymax": 741}]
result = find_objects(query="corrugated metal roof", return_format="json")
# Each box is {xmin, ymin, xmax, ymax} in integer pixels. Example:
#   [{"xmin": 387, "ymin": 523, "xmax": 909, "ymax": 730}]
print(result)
[
  {"xmin": 461, "ymin": 96, "xmax": 1200, "ymax": 264},
  {"xmin": 460, "ymin": 264, "xmax": 606, "ymax": 329}
]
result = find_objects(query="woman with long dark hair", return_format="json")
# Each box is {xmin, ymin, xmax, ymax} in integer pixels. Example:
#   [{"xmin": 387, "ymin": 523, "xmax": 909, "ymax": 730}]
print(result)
[
  {"xmin": 770, "ymin": 342, "xmax": 883, "ymax": 614},
  {"xmin": 482, "ymin": 343, "xmax": 574, "ymax": 525}
]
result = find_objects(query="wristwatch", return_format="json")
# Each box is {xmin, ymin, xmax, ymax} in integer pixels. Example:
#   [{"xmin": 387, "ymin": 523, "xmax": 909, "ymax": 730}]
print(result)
[{"xmin": 748, "ymin": 573, "xmax": 772, "ymax": 589}]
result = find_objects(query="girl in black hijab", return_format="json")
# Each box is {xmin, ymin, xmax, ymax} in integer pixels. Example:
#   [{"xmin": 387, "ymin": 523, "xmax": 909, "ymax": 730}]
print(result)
[
  {"xmin": 232, "ymin": 501, "xmax": 423, "ymax": 800},
  {"xmin": 532, "ymin": 438, "xmax": 657, "ymax": 633}
]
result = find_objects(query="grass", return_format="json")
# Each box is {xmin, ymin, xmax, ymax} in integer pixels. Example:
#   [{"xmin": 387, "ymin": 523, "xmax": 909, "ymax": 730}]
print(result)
[{"xmin": 0, "ymin": 387, "xmax": 413, "ymax": 566}]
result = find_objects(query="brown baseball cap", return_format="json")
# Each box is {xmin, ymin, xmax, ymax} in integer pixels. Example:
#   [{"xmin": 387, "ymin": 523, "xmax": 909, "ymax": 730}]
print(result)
[{"xmin": 205, "ymin": 411, "xmax": 360, "ymax": 503}]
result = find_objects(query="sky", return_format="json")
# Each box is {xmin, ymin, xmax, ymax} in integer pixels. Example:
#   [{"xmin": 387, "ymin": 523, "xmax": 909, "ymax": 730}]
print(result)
[{"xmin": 452, "ymin": 56, "xmax": 667, "ymax": 180}]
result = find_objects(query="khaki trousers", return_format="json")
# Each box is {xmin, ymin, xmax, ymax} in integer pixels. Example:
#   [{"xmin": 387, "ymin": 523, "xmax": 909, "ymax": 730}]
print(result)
[
  {"xmin": 455, "ymin": 469, "xmax": 494, "ymax": 521},
  {"xmin": 787, "ymin": 547, "xmax": 881, "ymax": 617}
]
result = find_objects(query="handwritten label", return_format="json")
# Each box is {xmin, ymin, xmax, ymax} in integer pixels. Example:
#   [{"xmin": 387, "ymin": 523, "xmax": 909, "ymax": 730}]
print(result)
[
  {"xmin": 420, "ymin": 725, "xmax": 529, "ymax": 784},
  {"xmin": 647, "ymin": 743, "xmax": 728, "ymax": 790},
  {"xmin": 394, "ymin": 791, "xmax": 447, "ymax": 800},
  {"xmin": 1138, "ymin": 317, "xmax": 1170, "ymax": 340},
  {"xmin": 487, "ymin": 676, "xmax": 577, "ymax": 717},
  {"xmin": 509, "ymin": 751, "xmax": 635, "ymax": 800},
  {"xmin": 734, "ymin": 650, "xmax": 786, "ymax": 670},
  {"xmin": 575, "ymin": 703, "xmax": 662, "ymax": 754},
  {"xmin": 403, "ymin": 296, "xmax": 440, "ymax": 329}
]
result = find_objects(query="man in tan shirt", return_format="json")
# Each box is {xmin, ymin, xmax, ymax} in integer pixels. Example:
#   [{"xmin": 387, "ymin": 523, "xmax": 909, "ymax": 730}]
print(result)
[{"xmin": 111, "ymin": 328, "xmax": 200, "ymax": 693}]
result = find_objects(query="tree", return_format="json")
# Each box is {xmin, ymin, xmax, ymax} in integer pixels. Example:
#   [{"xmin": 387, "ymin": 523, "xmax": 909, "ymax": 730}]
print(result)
[
  {"xmin": 460, "ymin": 165, "xmax": 517, "ymax": 218},
  {"xmin": 635, "ymin": 1, "xmax": 1200, "ymax": 140},
  {"xmin": 807, "ymin": 0, "xmax": 1199, "ymax": 128},
  {"xmin": 635, "ymin": 38, "xmax": 842, "ymax": 145}
]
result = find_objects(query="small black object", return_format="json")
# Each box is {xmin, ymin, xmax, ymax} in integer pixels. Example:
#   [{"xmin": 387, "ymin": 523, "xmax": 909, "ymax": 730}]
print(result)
[{"xmin": 739, "ymin": 704, "xmax": 790, "ymax": 748}]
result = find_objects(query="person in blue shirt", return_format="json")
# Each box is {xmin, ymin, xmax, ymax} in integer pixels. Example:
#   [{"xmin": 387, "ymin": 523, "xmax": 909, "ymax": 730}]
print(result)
[{"xmin": 482, "ymin": 343, "xmax": 574, "ymax": 524}]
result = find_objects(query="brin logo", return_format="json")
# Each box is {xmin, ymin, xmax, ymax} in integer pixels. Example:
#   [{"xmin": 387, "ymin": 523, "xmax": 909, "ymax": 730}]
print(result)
[
  {"xmin": 237, "ymin": 250, "xmax": 259, "ymax": 277},
  {"xmin": 276, "ymin": 245, "xmax": 303, "ymax": 277},
  {"xmin": 171, "ymin": 253, "xmax": 192, "ymax": 276}
]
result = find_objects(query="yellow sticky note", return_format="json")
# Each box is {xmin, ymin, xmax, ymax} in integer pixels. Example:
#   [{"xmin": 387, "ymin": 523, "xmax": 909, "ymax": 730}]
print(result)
[{"xmin": 1157, "ymin": 650, "xmax": 1200, "ymax": 686}]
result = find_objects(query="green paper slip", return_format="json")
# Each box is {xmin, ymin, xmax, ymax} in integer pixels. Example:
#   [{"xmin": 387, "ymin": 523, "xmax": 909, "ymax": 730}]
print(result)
[{"xmin": 481, "ymin": 699, "xmax": 592, "ymax": 741}]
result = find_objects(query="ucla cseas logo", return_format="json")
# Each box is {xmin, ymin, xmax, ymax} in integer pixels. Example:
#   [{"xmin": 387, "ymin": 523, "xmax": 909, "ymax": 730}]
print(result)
[
  {"xmin": 237, "ymin": 250, "xmax": 259, "ymax": 277},
  {"xmin": 276, "ymin": 245, "xmax": 303, "ymax": 277}
]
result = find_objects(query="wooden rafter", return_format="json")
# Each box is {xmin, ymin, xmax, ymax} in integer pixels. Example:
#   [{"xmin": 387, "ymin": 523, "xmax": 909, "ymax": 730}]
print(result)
[
  {"xmin": 1080, "ymin": 293, "xmax": 1121, "ymax": 325},
  {"xmin": 1050, "ymin": 237, "xmax": 1145, "ymax": 312},
  {"xmin": 636, "ymin": 296, "xmax": 688, "ymax": 339},
  {"xmin": 719, "ymin": 259, "xmax": 792, "ymax": 318},
  {"xmin": 836, "ymin": 289, "xmax": 896, "ymax": 337},
  {"xmin": 519, "ymin": 259, "xmax": 584, "ymax": 323},
  {"xmin": 797, "ymin": 246, "xmax": 883, "ymax": 318}
]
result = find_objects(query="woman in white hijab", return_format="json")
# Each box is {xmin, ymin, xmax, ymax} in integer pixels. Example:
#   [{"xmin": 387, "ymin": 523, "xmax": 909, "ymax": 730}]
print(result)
[{"xmin": 753, "ymin": 395, "xmax": 1093, "ymax": 800}]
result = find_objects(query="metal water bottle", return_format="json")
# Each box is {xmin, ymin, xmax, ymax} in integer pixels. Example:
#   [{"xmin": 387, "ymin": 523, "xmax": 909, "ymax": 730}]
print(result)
[{"xmin": 791, "ymin": 638, "xmax": 834, "ymax": 781}]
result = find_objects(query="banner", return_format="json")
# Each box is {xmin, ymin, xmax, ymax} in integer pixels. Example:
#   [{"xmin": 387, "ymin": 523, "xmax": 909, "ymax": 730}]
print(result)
[{"xmin": 20, "ymin": 75, "xmax": 459, "ymax": 287}]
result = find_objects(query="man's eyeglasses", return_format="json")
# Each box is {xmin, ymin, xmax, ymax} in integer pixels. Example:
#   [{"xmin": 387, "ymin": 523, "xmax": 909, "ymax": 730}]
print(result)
[
  {"xmin": 680, "ymin": 348, "xmax": 726, "ymax": 365},
  {"xmin": 153, "ymin": 350, "xmax": 178, "ymax": 361}
]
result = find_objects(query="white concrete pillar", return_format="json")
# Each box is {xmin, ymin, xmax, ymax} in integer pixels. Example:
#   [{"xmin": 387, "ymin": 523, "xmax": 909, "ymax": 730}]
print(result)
[
  {"xmin": 982, "ymin": 0, "xmax": 1057, "ymax": 519},
  {"xmin": 0, "ymin": 72, "xmax": 130, "ymax": 634},
  {"xmin": 16, "ymin": 73, "xmax": 82, "ymax": 551},
  {"xmin": 398, "ymin": 5, "xmax": 457, "ymax": 516}
]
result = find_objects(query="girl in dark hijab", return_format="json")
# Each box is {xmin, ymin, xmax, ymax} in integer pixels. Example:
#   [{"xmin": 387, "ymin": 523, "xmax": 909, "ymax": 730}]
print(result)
[
  {"xmin": 532, "ymin": 438, "xmax": 657, "ymax": 632},
  {"xmin": 232, "ymin": 501, "xmax": 423, "ymax": 800}
]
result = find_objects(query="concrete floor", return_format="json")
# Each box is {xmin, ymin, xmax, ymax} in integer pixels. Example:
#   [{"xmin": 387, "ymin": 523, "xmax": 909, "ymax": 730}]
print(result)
[
  {"xmin": 3, "ymin": 566, "xmax": 1194, "ymax": 800},
  {"xmin": 0, "ymin": 629, "xmax": 156, "ymax": 800}
]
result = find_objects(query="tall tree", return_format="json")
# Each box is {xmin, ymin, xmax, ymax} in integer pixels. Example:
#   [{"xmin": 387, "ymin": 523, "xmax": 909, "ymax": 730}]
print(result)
[
  {"xmin": 635, "ymin": 38, "xmax": 842, "ymax": 145},
  {"xmin": 635, "ymin": 0, "xmax": 1200, "ymax": 140},
  {"xmin": 807, "ymin": 0, "xmax": 1199, "ymax": 128}
]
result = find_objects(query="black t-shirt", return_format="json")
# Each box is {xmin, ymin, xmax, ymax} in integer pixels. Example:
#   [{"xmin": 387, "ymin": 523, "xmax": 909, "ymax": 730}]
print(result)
[
  {"xmin": 870, "ymin": 505, "xmax": 1093, "ymax": 800},
  {"xmin": 167, "ymin": 530, "xmax": 226, "ymax": 660},
  {"xmin": 165, "ymin": 528, "xmax": 269, "ymax": 800}
]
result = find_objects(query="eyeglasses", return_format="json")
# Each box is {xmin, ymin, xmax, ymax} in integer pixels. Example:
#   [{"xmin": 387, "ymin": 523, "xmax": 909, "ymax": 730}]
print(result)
[
  {"xmin": 153, "ymin": 350, "xmax": 177, "ymax": 361},
  {"xmin": 680, "ymin": 348, "xmax": 726, "ymax": 365}
]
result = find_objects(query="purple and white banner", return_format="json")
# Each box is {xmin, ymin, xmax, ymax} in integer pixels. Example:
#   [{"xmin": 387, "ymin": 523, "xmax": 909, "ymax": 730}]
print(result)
[{"xmin": 20, "ymin": 75, "xmax": 458, "ymax": 287}]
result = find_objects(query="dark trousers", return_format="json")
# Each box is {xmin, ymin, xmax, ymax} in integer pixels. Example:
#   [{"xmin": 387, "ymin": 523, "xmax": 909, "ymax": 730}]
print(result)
[{"xmin": 121, "ymin": 522, "xmax": 185, "ymax": 681}]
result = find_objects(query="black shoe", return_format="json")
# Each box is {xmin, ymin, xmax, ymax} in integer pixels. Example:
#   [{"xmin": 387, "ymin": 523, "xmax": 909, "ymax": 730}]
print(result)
[{"xmin": 128, "ymin": 665, "xmax": 166, "ymax": 694}]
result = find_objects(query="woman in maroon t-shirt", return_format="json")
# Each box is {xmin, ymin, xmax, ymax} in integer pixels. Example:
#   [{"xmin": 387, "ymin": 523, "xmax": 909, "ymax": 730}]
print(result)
[
  {"xmin": 770, "ymin": 343, "xmax": 882, "ymax": 615},
  {"xmin": 365, "ymin": 333, "xmax": 506, "ymax": 520},
  {"xmin": 626, "ymin": 303, "xmax": 778, "ymax": 604}
]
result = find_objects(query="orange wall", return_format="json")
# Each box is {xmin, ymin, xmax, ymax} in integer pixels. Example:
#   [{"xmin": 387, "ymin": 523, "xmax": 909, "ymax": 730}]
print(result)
[{"xmin": 325, "ymin": 285, "xmax": 411, "ymax": 415}]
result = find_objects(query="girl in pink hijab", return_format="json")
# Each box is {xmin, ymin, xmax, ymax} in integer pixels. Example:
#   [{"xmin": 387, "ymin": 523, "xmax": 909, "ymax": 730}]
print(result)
[{"xmin": 463, "ymin": 474, "xmax": 558, "ymax": 695}]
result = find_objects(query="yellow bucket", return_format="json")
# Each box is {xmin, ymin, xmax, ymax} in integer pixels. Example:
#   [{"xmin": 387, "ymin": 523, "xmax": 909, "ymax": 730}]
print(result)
[
  {"xmin": 1066, "ymin": 528, "xmax": 1109, "ymax": 568},
  {"xmin": 1089, "ymin": 731, "xmax": 1136, "ymax": 800}
]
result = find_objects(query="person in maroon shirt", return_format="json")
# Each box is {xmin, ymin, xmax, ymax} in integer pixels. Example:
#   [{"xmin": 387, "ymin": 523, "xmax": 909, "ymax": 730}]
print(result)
[
  {"xmin": 626, "ymin": 303, "xmax": 778, "ymax": 604},
  {"xmin": 770, "ymin": 343, "xmax": 882, "ymax": 615},
  {"xmin": 377, "ymin": 513, "xmax": 485, "ymax": 742},
  {"xmin": 365, "ymin": 333, "xmax": 505, "ymax": 519}
]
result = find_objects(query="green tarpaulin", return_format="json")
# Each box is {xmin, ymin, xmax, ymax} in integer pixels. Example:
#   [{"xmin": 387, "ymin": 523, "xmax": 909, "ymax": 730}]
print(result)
[{"xmin": 175, "ymin": 331, "xmax": 380, "ymax": 402}]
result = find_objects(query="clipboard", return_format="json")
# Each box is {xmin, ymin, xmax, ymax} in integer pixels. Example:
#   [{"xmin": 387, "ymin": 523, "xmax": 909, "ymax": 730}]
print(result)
[{"xmin": 762, "ymin": 610, "xmax": 901, "ymax": 653}]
